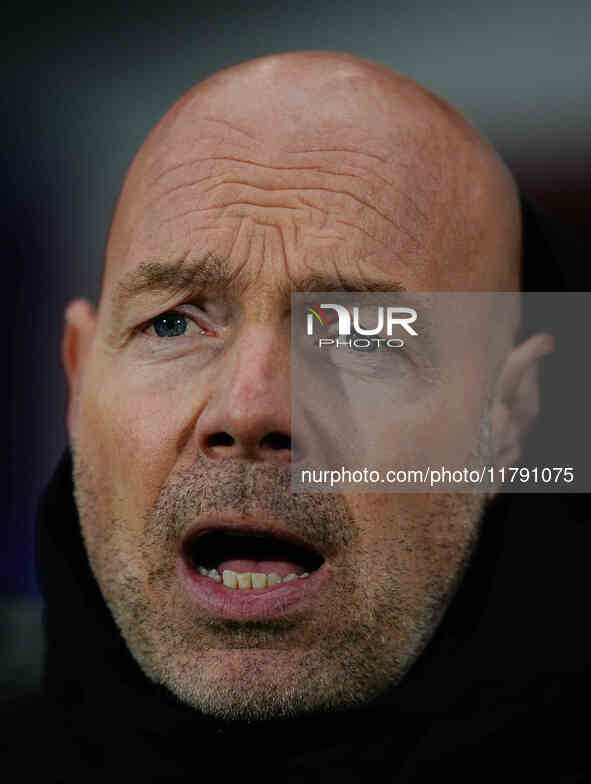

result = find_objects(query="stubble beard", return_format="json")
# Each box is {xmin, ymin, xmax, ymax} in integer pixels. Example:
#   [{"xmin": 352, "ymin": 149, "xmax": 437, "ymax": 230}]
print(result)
[{"xmin": 71, "ymin": 424, "xmax": 489, "ymax": 722}]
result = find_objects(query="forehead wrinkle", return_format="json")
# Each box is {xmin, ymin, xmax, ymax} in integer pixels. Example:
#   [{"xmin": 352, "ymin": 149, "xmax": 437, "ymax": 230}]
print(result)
[
  {"xmin": 147, "ymin": 153, "xmax": 403, "ymax": 207},
  {"xmin": 145, "ymin": 124, "xmax": 429, "ymax": 204},
  {"xmin": 198, "ymin": 115, "xmax": 259, "ymax": 144},
  {"xmin": 157, "ymin": 184, "xmax": 423, "ymax": 254},
  {"xmin": 120, "ymin": 117, "xmax": 449, "ymax": 279},
  {"xmin": 109, "ymin": 252, "xmax": 408, "ymax": 317},
  {"xmin": 285, "ymin": 146, "xmax": 389, "ymax": 166},
  {"xmin": 105, "ymin": 54, "xmax": 520, "ymax": 297}
]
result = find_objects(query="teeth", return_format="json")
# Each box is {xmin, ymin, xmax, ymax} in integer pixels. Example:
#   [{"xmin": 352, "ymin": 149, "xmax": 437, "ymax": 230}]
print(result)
[
  {"xmin": 222, "ymin": 570, "xmax": 238, "ymax": 588},
  {"xmin": 251, "ymin": 573, "xmax": 267, "ymax": 589},
  {"xmin": 201, "ymin": 568, "xmax": 313, "ymax": 590},
  {"xmin": 237, "ymin": 572, "xmax": 252, "ymax": 590}
]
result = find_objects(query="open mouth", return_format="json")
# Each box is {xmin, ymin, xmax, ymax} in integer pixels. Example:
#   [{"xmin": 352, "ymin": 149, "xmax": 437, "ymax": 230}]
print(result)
[{"xmin": 183, "ymin": 528, "xmax": 325, "ymax": 591}]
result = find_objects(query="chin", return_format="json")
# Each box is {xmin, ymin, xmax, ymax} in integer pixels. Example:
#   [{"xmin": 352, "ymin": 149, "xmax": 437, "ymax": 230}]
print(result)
[{"xmin": 141, "ymin": 646, "xmax": 394, "ymax": 722}]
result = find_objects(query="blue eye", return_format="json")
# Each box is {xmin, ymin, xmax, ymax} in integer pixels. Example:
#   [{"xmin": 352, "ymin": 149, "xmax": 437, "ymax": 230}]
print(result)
[{"xmin": 153, "ymin": 312, "xmax": 188, "ymax": 338}]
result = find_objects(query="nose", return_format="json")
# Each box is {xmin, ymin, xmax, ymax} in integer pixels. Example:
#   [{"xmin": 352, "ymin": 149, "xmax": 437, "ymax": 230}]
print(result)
[{"xmin": 194, "ymin": 326, "xmax": 292, "ymax": 465}]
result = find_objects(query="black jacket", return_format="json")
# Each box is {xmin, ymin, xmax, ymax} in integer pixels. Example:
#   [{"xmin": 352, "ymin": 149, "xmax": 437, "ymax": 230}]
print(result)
[{"xmin": 1, "ymin": 195, "xmax": 588, "ymax": 781}]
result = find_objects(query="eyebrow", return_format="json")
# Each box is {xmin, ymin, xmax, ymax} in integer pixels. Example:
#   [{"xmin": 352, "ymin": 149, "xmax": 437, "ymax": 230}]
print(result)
[{"xmin": 111, "ymin": 252, "xmax": 407, "ymax": 314}]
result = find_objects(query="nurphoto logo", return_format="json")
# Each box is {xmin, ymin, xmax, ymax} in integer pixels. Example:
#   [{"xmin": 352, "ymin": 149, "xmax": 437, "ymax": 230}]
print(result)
[{"xmin": 305, "ymin": 303, "xmax": 418, "ymax": 350}]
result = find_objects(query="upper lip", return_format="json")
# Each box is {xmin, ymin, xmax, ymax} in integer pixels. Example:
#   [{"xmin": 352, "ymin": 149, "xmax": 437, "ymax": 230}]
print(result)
[{"xmin": 180, "ymin": 513, "xmax": 327, "ymax": 560}]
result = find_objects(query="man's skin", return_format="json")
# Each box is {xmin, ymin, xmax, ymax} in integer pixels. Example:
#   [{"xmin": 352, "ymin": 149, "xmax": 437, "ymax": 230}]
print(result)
[{"xmin": 62, "ymin": 51, "xmax": 553, "ymax": 721}]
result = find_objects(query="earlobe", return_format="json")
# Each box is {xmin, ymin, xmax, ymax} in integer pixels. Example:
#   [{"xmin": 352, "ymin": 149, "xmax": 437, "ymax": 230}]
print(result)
[
  {"xmin": 489, "ymin": 332, "xmax": 554, "ymax": 493},
  {"xmin": 62, "ymin": 299, "xmax": 97, "ymax": 440}
]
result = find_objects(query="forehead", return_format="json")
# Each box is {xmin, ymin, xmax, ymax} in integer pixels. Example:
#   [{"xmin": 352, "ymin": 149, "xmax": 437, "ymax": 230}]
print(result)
[{"xmin": 103, "ymin": 83, "xmax": 516, "ymax": 304}]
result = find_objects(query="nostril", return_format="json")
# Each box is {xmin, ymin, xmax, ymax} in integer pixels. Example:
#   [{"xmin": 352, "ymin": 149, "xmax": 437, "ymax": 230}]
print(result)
[
  {"xmin": 261, "ymin": 432, "xmax": 291, "ymax": 451},
  {"xmin": 207, "ymin": 432, "xmax": 235, "ymax": 448}
]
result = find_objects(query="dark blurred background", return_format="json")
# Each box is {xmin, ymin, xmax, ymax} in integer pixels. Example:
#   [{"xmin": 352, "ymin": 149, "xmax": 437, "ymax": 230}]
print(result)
[{"xmin": 3, "ymin": 0, "xmax": 590, "ymax": 696}]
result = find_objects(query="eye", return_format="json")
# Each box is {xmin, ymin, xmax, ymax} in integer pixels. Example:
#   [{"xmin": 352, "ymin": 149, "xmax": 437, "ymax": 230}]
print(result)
[
  {"xmin": 146, "ymin": 310, "xmax": 214, "ymax": 339},
  {"xmin": 152, "ymin": 312, "xmax": 191, "ymax": 338}
]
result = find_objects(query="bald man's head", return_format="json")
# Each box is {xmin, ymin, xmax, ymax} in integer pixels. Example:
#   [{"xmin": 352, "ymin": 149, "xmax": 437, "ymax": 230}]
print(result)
[
  {"xmin": 63, "ymin": 52, "xmax": 553, "ymax": 723},
  {"xmin": 103, "ymin": 51, "xmax": 521, "ymax": 302}
]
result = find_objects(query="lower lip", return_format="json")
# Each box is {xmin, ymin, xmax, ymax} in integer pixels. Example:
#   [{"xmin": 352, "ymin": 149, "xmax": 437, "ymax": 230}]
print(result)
[{"xmin": 177, "ymin": 558, "xmax": 330, "ymax": 621}]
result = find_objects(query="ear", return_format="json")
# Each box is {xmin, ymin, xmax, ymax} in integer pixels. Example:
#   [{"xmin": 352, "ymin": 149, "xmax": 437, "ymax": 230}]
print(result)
[
  {"xmin": 62, "ymin": 299, "xmax": 97, "ymax": 441},
  {"xmin": 489, "ymin": 332, "xmax": 555, "ymax": 492}
]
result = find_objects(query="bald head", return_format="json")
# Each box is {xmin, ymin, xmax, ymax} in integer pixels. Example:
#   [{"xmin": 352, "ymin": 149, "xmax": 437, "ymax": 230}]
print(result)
[
  {"xmin": 103, "ymin": 51, "xmax": 521, "ymax": 301},
  {"xmin": 65, "ymin": 52, "xmax": 555, "ymax": 726}
]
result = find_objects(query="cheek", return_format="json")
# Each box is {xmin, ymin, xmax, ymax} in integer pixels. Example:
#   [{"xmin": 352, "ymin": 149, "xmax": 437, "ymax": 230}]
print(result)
[
  {"xmin": 413, "ymin": 389, "xmax": 484, "ymax": 465},
  {"xmin": 373, "ymin": 375, "xmax": 485, "ymax": 472},
  {"xmin": 76, "ymin": 359, "xmax": 200, "ymax": 529},
  {"xmin": 347, "ymin": 493, "xmax": 481, "ymax": 596}
]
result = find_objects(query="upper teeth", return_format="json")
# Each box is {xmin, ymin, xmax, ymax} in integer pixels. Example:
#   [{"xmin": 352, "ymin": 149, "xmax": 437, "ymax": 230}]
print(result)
[{"xmin": 197, "ymin": 566, "xmax": 310, "ymax": 589}]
